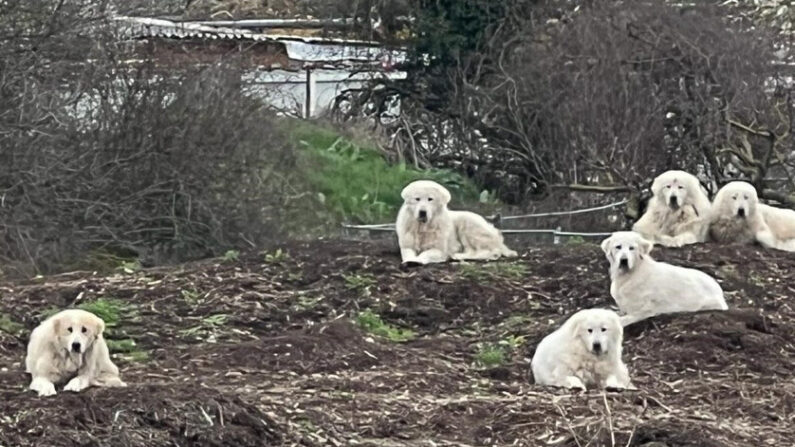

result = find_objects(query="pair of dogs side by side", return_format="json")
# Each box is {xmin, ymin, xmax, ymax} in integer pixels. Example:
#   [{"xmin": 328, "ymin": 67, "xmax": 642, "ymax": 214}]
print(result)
[{"xmin": 633, "ymin": 170, "xmax": 795, "ymax": 251}]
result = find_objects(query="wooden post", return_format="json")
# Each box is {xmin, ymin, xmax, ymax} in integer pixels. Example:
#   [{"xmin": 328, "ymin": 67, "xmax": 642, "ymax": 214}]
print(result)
[{"xmin": 304, "ymin": 67, "xmax": 316, "ymax": 118}]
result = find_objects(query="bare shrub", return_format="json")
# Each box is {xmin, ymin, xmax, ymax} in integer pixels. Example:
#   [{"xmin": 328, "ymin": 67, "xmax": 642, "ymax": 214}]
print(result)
[
  {"xmin": 341, "ymin": 1, "xmax": 794, "ymax": 208},
  {"xmin": 0, "ymin": 2, "xmax": 295, "ymax": 277}
]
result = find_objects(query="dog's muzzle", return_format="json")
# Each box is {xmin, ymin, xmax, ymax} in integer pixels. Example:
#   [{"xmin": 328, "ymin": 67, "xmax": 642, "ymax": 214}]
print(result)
[
  {"xmin": 618, "ymin": 258, "xmax": 629, "ymax": 270},
  {"xmin": 417, "ymin": 210, "xmax": 428, "ymax": 223},
  {"xmin": 592, "ymin": 342, "xmax": 603, "ymax": 355},
  {"xmin": 71, "ymin": 342, "xmax": 82, "ymax": 353},
  {"xmin": 669, "ymin": 196, "xmax": 679, "ymax": 209},
  {"xmin": 737, "ymin": 208, "xmax": 746, "ymax": 218}
]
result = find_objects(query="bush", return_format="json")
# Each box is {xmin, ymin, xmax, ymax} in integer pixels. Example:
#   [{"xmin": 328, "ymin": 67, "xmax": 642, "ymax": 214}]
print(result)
[{"xmin": 0, "ymin": 2, "xmax": 296, "ymax": 276}]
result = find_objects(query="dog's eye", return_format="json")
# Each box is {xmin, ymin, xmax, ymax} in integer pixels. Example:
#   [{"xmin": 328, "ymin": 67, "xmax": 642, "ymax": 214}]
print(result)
[
  {"xmin": 678, "ymin": 185, "xmax": 684, "ymax": 189},
  {"xmin": 67, "ymin": 327, "xmax": 73, "ymax": 333},
  {"xmin": 415, "ymin": 197, "xmax": 421, "ymax": 202},
  {"xmin": 732, "ymin": 196, "xmax": 737, "ymax": 200},
  {"xmin": 665, "ymin": 185, "xmax": 671, "ymax": 189},
  {"xmin": 601, "ymin": 327, "xmax": 607, "ymax": 332},
  {"xmin": 81, "ymin": 327, "xmax": 87, "ymax": 333},
  {"xmin": 744, "ymin": 195, "xmax": 748, "ymax": 200},
  {"xmin": 629, "ymin": 246, "xmax": 635, "ymax": 251},
  {"xmin": 428, "ymin": 198, "xmax": 433, "ymax": 202},
  {"xmin": 587, "ymin": 328, "xmax": 593, "ymax": 334},
  {"xmin": 615, "ymin": 245, "xmax": 622, "ymax": 250}
]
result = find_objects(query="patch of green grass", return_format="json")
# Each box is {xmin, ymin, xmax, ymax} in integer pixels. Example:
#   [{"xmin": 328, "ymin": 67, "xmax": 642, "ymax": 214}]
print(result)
[
  {"xmin": 222, "ymin": 250, "xmax": 240, "ymax": 263},
  {"xmin": 566, "ymin": 235, "xmax": 586, "ymax": 245},
  {"xmin": 355, "ymin": 310, "xmax": 415, "ymax": 342},
  {"xmin": 78, "ymin": 298, "xmax": 127, "ymax": 329},
  {"xmin": 0, "ymin": 314, "xmax": 24, "ymax": 336},
  {"xmin": 289, "ymin": 120, "xmax": 484, "ymax": 224},
  {"xmin": 75, "ymin": 299, "xmax": 148, "ymax": 362},
  {"xmin": 180, "ymin": 314, "xmax": 230, "ymax": 338},
  {"xmin": 458, "ymin": 262, "xmax": 528, "ymax": 282},
  {"xmin": 66, "ymin": 248, "xmax": 141, "ymax": 275},
  {"xmin": 474, "ymin": 344, "xmax": 508, "ymax": 367},
  {"xmin": 116, "ymin": 260, "xmax": 142, "ymax": 274},
  {"xmin": 343, "ymin": 273, "xmax": 377, "ymax": 296},
  {"xmin": 294, "ymin": 294, "xmax": 323, "ymax": 310},
  {"xmin": 263, "ymin": 248, "xmax": 289, "ymax": 264},
  {"xmin": 106, "ymin": 338, "xmax": 137, "ymax": 352},
  {"xmin": 180, "ymin": 289, "xmax": 203, "ymax": 306}
]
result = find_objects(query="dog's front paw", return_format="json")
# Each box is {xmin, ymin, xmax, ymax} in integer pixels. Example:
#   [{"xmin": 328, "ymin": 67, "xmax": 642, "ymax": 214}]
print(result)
[
  {"xmin": 31, "ymin": 378, "xmax": 57, "ymax": 397},
  {"xmin": 604, "ymin": 375, "xmax": 628, "ymax": 391},
  {"xmin": 564, "ymin": 376, "xmax": 586, "ymax": 391},
  {"xmin": 401, "ymin": 258, "xmax": 424, "ymax": 267},
  {"xmin": 64, "ymin": 377, "xmax": 88, "ymax": 393}
]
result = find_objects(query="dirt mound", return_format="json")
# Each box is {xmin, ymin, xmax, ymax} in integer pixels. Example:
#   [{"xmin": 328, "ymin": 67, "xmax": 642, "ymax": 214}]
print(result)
[
  {"xmin": 0, "ymin": 385, "xmax": 285, "ymax": 447},
  {"xmin": 1, "ymin": 239, "xmax": 794, "ymax": 446}
]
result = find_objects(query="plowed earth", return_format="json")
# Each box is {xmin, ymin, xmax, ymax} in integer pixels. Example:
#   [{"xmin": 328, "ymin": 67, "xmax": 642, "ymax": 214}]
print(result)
[{"xmin": 1, "ymin": 239, "xmax": 793, "ymax": 446}]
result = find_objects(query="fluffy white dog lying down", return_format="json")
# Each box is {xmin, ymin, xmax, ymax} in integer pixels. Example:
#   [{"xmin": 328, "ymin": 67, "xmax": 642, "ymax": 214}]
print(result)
[
  {"xmin": 532, "ymin": 308, "xmax": 632, "ymax": 390},
  {"xmin": 601, "ymin": 231, "xmax": 727, "ymax": 326},
  {"xmin": 632, "ymin": 170, "xmax": 712, "ymax": 247},
  {"xmin": 26, "ymin": 309, "xmax": 126, "ymax": 397},
  {"xmin": 396, "ymin": 180, "xmax": 517, "ymax": 264},
  {"xmin": 709, "ymin": 181, "xmax": 795, "ymax": 252}
]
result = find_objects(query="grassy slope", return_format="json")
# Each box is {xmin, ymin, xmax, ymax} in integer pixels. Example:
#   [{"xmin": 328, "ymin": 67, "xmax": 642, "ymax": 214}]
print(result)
[{"xmin": 287, "ymin": 120, "xmax": 488, "ymax": 230}]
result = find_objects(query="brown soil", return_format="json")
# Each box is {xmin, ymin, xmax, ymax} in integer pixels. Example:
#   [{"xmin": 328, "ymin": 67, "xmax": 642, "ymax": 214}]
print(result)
[{"xmin": 1, "ymin": 239, "xmax": 794, "ymax": 446}]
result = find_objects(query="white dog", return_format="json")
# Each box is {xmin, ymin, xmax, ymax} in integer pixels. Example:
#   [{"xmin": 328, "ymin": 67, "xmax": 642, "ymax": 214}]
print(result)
[
  {"xmin": 632, "ymin": 170, "xmax": 712, "ymax": 247},
  {"xmin": 26, "ymin": 309, "xmax": 126, "ymax": 397},
  {"xmin": 709, "ymin": 181, "xmax": 795, "ymax": 252},
  {"xmin": 532, "ymin": 308, "xmax": 632, "ymax": 390},
  {"xmin": 601, "ymin": 231, "xmax": 727, "ymax": 325},
  {"xmin": 396, "ymin": 180, "xmax": 517, "ymax": 264}
]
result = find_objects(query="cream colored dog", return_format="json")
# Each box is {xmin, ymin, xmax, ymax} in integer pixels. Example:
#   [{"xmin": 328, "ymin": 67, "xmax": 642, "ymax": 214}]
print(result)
[
  {"xmin": 709, "ymin": 181, "xmax": 795, "ymax": 252},
  {"xmin": 532, "ymin": 308, "xmax": 632, "ymax": 390},
  {"xmin": 396, "ymin": 180, "xmax": 516, "ymax": 264},
  {"xmin": 26, "ymin": 309, "xmax": 126, "ymax": 397},
  {"xmin": 601, "ymin": 231, "xmax": 727, "ymax": 326},
  {"xmin": 632, "ymin": 170, "xmax": 712, "ymax": 247}
]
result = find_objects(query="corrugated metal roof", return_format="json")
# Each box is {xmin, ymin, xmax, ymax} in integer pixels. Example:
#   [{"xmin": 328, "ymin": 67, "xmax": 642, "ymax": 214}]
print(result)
[{"xmin": 113, "ymin": 16, "xmax": 406, "ymax": 66}]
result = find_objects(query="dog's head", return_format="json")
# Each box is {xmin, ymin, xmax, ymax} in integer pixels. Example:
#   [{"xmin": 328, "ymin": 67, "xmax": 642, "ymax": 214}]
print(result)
[
  {"xmin": 714, "ymin": 181, "xmax": 758, "ymax": 219},
  {"xmin": 601, "ymin": 231, "xmax": 652, "ymax": 274},
  {"xmin": 651, "ymin": 170, "xmax": 699, "ymax": 211},
  {"xmin": 570, "ymin": 309, "xmax": 623, "ymax": 357},
  {"xmin": 400, "ymin": 180, "xmax": 451, "ymax": 224},
  {"xmin": 51, "ymin": 309, "xmax": 105, "ymax": 356}
]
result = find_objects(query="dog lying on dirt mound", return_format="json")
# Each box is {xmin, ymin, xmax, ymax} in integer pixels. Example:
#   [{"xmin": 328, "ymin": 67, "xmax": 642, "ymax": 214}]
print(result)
[
  {"xmin": 396, "ymin": 180, "xmax": 517, "ymax": 265},
  {"xmin": 632, "ymin": 170, "xmax": 712, "ymax": 248},
  {"xmin": 532, "ymin": 308, "xmax": 632, "ymax": 390},
  {"xmin": 709, "ymin": 181, "xmax": 795, "ymax": 252},
  {"xmin": 26, "ymin": 309, "xmax": 126, "ymax": 397},
  {"xmin": 601, "ymin": 231, "xmax": 727, "ymax": 326}
]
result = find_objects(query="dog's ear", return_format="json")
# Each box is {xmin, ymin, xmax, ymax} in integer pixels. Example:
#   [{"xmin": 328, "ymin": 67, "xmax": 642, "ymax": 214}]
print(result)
[
  {"xmin": 51, "ymin": 316, "xmax": 62, "ymax": 333},
  {"xmin": 600, "ymin": 236, "xmax": 614, "ymax": 261},
  {"xmin": 437, "ymin": 185, "xmax": 452, "ymax": 206},
  {"xmin": 638, "ymin": 236, "xmax": 653, "ymax": 256},
  {"xmin": 650, "ymin": 174, "xmax": 665, "ymax": 197},
  {"xmin": 91, "ymin": 315, "xmax": 106, "ymax": 335},
  {"xmin": 400, "ymin": 184, "xmax": 414, "ymax": 201}
]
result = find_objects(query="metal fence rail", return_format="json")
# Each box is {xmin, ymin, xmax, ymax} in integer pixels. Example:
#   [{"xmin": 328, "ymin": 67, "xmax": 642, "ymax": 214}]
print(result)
[
  {"xmin": 341, "ymin": 223, "xmax": 613, "ymax": 237},
  {"xmin": 342, "ymin": 199, "xmax": 626, "ymax": 240}
]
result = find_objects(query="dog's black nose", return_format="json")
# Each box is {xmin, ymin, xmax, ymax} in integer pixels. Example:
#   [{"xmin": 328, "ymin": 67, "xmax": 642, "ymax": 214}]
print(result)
[
  {"xmin": 71, "ymin": 342, "xmax": 81, "ymax": 353},
  {"xmin": 669, "ymin": 196, "xmax": 678, "ymax": 207},
  {"xmin": 738, "ymin": 208, "xmax": 746, "ymax": 217},
  {"xmin": 619, "ymin": 258, "xmax": 629, "ymax": 269},
  {"xmin": 592, "ymin": 342, "xmax": 602, "ymax": 354},
  {"xmin": 418, "ymin": 210, "xmax": 427, "ymax": 218}
]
